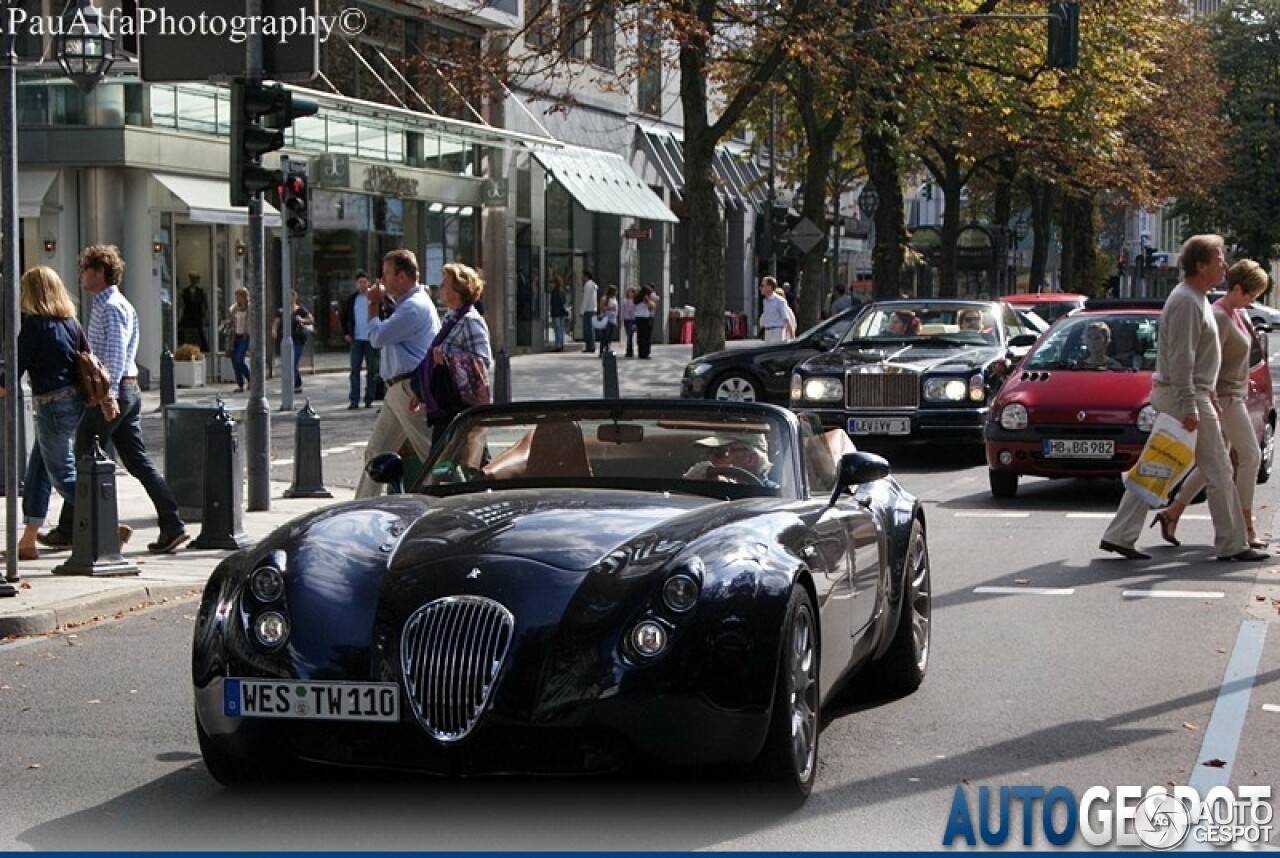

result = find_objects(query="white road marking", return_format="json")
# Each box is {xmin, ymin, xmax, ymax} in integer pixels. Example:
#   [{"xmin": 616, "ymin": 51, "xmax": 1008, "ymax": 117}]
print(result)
[
  {"xmin": 1122, "ymin": 590, "xmax": 1226, "ymax": 599},
  {"xmin": 955, "ymin": 512, "xmax": 1029, "ymax": 518},
  {"xmin": 1262, "ymin": 704, "xmax": 1280, "ymax": 714},
  {"xmin": 1066, "ymin": 513, "xmax": 1113, "ymax": 519},
  {"xmin": 272, "ymin": 459, "xmax": 294, "ymax": 467},
  {"xmin": 974, "ymin": 586, "xmax": 1075, "ymax": 596}
]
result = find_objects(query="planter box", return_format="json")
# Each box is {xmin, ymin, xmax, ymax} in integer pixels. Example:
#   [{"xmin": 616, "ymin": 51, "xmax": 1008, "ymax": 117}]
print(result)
[{"xmin": 173, "ymin": 358, "xmax": 205, "ymax": 388}]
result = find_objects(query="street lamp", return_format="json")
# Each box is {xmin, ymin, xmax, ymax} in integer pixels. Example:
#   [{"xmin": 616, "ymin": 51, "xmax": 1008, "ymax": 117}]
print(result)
[{"xmin": 2, "ymin": 0, "xmax": 115, "ymax": 592}]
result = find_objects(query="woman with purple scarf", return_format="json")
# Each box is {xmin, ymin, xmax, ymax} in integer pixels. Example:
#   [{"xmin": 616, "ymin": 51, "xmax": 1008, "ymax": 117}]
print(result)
[{"xmin": 413, "ymin": 262, "xmax": 494, "ymax": 447}]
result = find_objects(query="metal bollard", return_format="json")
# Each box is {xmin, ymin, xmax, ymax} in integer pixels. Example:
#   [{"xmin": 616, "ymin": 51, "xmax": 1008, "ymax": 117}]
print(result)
[
  {"xmin": 53, "ymin": 437, "xmax": 139, "ymax": 577},
  {"xmin": 493, "ymin": 348, "xmax": 511, "ymax": 404},
  {"xmin": 192, "ymin": 399, "xmax": 252, "ymax": 549},
  {"xmin": 602, "ymin": 349, "xmax": 619, "ymax": 399},
  {"xmin": 159, "ymin": 349, "xmax": 176, "ymax": 408},
  {"xmin": 283, "ymin": 399, "xmax": 333, "ymax": 499}
]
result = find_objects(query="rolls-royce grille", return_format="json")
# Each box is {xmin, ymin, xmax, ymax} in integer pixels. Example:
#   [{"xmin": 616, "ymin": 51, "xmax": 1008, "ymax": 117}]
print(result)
[
  {"xmin": 845, "ymin": 372, "xmax": 920, "ymax": 410},
  {"xmin": 400, "ymin": 595, "xmax": 515, "ymax": 743}
]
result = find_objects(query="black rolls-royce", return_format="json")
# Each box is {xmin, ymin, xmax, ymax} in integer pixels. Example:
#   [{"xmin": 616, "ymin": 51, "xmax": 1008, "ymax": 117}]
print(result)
[
  {"xmin": 193, "ymin": 399, "xmax": 932, "ymax": 800},
  {"xmin": 789, "ymin": 299, "xmax": 1039, "ymax": 445}
]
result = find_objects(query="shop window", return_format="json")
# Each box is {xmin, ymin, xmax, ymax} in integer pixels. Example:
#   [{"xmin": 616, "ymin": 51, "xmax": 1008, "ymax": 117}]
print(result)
[
  {"xmin": 589, "ymin": 0, "xmax": 616, "ymax": 69},
  {"xmin": 560, "ymin": 0, "xmax": 588, "ymax": 60},
  {"xmin": 637, "ymin": 23, "xmax": 662, "ymax": 116},
  {"xmin": 525, "ymin": 0, "xmax": 554, "ymax": 49}
]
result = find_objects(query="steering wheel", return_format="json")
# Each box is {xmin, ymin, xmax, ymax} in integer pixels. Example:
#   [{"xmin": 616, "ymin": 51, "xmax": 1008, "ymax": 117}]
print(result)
[{"xmin": 704, "ymin": 465, "xmax": 765, "ymax": 485}]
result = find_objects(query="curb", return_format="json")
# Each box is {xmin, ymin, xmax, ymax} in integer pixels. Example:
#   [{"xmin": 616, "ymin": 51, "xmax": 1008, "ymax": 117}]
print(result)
[{"xmin": 0, "ymin": 581, "xmax": 203, "ymax": 639}]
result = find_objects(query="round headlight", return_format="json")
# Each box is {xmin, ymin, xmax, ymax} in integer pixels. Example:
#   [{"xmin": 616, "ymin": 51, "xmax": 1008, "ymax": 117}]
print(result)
[
  {"xmin": 630, "ymin": 621, "xmax": 668, "ymax": 657},
  {"xmin": 924, "ymin": 378, "xmax": 968, "ymax": 402},
  {"xmin": 1000, "ymin": 402, "xmax": 1029, "ymax": 430},
  {"xmin": 1137, "ymin": 404, "xmax": 1157, "ymax": 433},
  {"xmin": 688, "ymin": 362, "xmax": 713, "ymax": 377},
  {"xmin": 253, "ymin": 611, "xmax": 289, "ymax": 648},
  {"xmin": 249, "ymin": 566, "xmax": 285, "ymax": 602},
  {"xmin": 662, "ymin": 573, "xmax": 700, "ymax": 613}
]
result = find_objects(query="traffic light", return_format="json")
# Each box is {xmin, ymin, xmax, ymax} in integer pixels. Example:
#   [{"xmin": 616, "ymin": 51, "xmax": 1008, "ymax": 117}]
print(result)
[
  {"xmin": 1144, "ymin": 246, "xmax": 1158, "ymax": 270},
  {"xmin": 278, "ymin": 159, "xmax": 310, "ymax": 239},
  {"xmin": 1116, "ymin": 255, "xmax": 1125, "ymax": 276},
  {"xmin": 1047, "ymin": 1, "xmax": 1080, "ymax": 69},
  {"xmin": 229, "ymin": 79, "xmax": 319, "ymax": 207}
]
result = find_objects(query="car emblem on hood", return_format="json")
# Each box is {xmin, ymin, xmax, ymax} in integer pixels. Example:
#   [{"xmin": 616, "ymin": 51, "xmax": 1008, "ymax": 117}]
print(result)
[
  {"xmin": 467, "ymin": 568, "xmax": 482, "ymax": 579},
  {"xmin": 1077, "ymin": 411, "xmax": 1087, "ymax": 422}
]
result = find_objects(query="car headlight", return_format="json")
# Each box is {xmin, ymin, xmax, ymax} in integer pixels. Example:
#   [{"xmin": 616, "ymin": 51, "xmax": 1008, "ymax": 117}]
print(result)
[
  {"xmin": 924, "ymin": 377, "xmax": 968, "ymax": 402},
  {"xmin": 999, "ymin": 402, "xmax": 1029, "ymax": 430},
  {"xmin": 249, "ymin": 566, "xmax": 285, "ymax": 603},
  {"xmin": 1137, "ymin": 404, "xmax": 1157, "ymax": 433},
  {"xmin": 629, "ymin": 621, "xmax": 669, "ymax": 658},
  {"xmin": 687, "ymin": 362, "xmax": 713, "ymax": 377},
  {"xmin": 662, "ymin": 573, "xmax": 700, "ymax": 613},
  {"xmin": 796, "ymin": 376, "xmax": 843, "ymax": 402},
  {"xmin": 253, "ymin": 611, "xmax": 290, "ymax": 648}
]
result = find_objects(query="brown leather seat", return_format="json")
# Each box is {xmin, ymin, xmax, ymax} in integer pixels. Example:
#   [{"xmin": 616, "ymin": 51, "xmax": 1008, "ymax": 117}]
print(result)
[{"xmin": 523, "ymin": 420, "xmax": 593, "ymax": 478}]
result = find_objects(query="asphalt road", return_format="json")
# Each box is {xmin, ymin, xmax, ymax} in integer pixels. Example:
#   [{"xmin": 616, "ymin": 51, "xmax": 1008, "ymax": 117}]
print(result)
[{"xmin": 0, "ymin": 445, "xmax": 1276, "ymax": 851}]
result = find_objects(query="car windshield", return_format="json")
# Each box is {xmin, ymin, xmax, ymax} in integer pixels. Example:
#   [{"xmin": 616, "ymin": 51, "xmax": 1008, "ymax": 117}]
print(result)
[
  {"xmin": 843, "ymin": 304, "xmax": 998, "ymax": 345},
  {"xmin": 419, "ymin": 403, "xmax": 799, "ymax": 498},
  {"xmin": 1020, "ymin": 313, "xmax": 1159, "ymax": 371}
]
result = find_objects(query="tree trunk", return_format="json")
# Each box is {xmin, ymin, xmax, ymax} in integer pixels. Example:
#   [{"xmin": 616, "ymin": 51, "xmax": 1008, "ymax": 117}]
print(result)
[
  {"xmin": 863, "ymin": 128, "xmax": 905, "ymax": 300},
  {"xmin": 797, "ymin": 119, "xmax": 838, "ymax": 331},
  {"xmin": 680, "ymin": 47, "xmax": 726, "ymax": 359},
  {"xmin": 1028, "ymin": 180, "xmax": 1056, "ymax": 291}
]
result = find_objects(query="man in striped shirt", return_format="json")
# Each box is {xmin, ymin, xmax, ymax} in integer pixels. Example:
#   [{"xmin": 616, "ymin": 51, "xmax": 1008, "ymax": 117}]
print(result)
[{"xmin": 41, "ymin": 245, "xmax": 189, "ymax": 554}]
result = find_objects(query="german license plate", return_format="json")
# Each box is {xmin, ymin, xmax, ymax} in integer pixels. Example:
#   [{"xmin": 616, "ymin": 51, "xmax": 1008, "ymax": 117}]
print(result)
[
  {"xmin": 1043, "ymin": 438, "xmax": 1115, "ymax": 459},
  {"xmin": 223, "ymin": 678, "xmax": 400, "ymax": 722},
  {"xmin": 848, "ymin": 416, "xmax": 911, "ymax": 435}
]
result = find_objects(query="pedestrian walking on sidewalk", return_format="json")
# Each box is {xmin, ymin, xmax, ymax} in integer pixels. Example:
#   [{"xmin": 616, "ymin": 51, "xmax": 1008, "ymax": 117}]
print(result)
[
  {"xmin": 579, "ymin": 271, "xmax": 598, "ymax": 353},
  {"xmin": 42, "ymin": 244, "xmax": 188, "ymax": 554},
  {"xmin": 620, "ymin": 286, "xmax": 637, "ymax": 357},
  {"xmin": 226, "ymin": 286, "xmax": 251, "ymax": 392},
  {"xmin": 597, "ymin": 284, "xmax": 619, "ymax": 357},
  {"xmin": 1099, "ymin": 234, "xmax": 1266, "ymax": 563},
  {"xmin": 635, "ymin": 284, "xmax": 657, "ymax": 359},
  {"xmin": 549, "ymin": 274, "xmax": 567, "ymax": 351},
  {"xmin": 412, "ymin": 262, "xmax": 493, "ymax": 448},
  {"xmin": 0, "ymin": 266, "xmax": 85, "ymax": 560},
  {"xmin": 341, "ymin": 271, "xmax": 380, "ymax": 408},
  {"xmin": 355, "ymin": 249, "xmax": 440, "ymax": 499},
  {"xmin": 272, "ymin": 290, "xmax": 314, "ymax": 394}
]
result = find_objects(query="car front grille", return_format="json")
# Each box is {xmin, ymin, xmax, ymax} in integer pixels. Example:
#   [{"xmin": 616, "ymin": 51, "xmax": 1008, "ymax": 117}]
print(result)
[
  {"xmin": 400, "ymin": 595, "xmax": 515, "ymax": 743},
  {"xmin": 845, "ymin": 368, "xmax": 920, "ymax": 410}
]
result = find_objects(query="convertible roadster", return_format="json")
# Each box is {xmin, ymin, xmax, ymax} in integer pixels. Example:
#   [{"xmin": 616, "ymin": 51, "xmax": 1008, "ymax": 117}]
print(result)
[{"xmin": 193, "ymin": 400, "xmax": 931, "ymax": 798}]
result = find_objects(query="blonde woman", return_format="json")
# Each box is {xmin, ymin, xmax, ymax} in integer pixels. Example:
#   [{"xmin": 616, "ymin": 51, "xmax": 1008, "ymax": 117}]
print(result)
[
  {"xmin": 227, "ymin": 286, "xmax": 250, "ymax": 392},
  {"xmin": 416, "ymin": 262, "xmax": 494, "ymax": 447},
  {"xmin": 0, "ymin": 267, "xmax": 85, "ymax": 559},
  {"xmin": 1153, "ymin": 259, "xmax": 1271, "ymax": 548}
]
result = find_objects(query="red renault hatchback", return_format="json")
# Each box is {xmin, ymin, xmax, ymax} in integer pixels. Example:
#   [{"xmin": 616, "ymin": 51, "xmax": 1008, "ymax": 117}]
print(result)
[{"xmin": 985, "ymin": 305, "xmax": 1275, "ymax": 498}]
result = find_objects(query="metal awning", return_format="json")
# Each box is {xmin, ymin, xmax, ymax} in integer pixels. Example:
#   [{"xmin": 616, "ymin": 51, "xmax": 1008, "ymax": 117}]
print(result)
[
  {"xmin": 153, "ymin": 174, "xmax": 281, "ymax": 227},
  {"xmin": 533, "ymin": 147, "xmax": 678, "ymax": 223},
  {"xmin": 636, "ymin": 127, "xmax": 767, "ymax": 210},
  {"xmin": 19, "ymin": 170, "xmax": 56, "ymax": 218}
]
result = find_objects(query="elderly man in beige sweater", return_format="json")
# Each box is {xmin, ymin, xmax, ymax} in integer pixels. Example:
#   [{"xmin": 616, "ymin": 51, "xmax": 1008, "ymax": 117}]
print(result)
[{"xmin": 1100, "ymin": 234, "xmax": 1267, "ymax": 562}]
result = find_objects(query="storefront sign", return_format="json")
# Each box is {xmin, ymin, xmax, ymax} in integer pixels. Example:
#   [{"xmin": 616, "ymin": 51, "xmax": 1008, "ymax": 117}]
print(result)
[
  {"xmin": 364, "ymin": 166, "xmax": 419, "ymax": 198},
  {"xmin": 622, "ymin": 227, "xmax": 651, "ymax": 240}
]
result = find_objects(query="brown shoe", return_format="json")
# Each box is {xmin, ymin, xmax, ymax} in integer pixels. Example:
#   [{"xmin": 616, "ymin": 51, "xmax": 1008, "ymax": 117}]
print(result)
[{"xmin": 118, "ymin": 524, "xmax": 133, "ymax": 546}]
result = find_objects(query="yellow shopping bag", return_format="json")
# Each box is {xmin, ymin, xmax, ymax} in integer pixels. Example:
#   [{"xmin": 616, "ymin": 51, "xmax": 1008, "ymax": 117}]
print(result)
[{"xmin": 1122, "ymin": 412, "xmax": 1196, "ymax": 508}]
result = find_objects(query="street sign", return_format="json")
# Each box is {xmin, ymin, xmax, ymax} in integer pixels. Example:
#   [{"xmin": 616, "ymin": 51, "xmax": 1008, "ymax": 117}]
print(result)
[
  {"xmin": 788, "ymin": 217, "xmax": 824, "ymax": 254},
  {"xmin": 138, "ymin": 0, "xmax": 320, "ymax": 83},
  {"xmin": 622, "ymin": 227, "xmax": 652, "ymax": 240}
]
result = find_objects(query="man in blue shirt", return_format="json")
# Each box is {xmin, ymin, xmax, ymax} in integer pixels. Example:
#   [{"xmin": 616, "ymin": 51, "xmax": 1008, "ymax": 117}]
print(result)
[
  {"xmin": 340, "ymin": 271, "xmax": 379, "ymax": 409},
  {"xmin": 41, "ymin": 245, "xmax": 189, "ymax": 553},
  {"xmin": 355, "ymin": 249, "xmax": 440, "ymax": 498}
]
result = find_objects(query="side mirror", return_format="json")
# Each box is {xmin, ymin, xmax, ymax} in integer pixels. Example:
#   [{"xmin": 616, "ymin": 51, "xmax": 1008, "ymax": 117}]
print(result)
[
  {"xmin": 1008, "ymin": 333, "xmax": 1039, "ymax": 349},
  {"xmin": 366, "ymin": 452, "xmax": 405, "ymax": 495},
  {"xmin": 828, "ymin": 451, "xmax": 891, "ymax": 507},
  {"xmin": 814, "ymin": 333, "xmax": 837, "ymax": 351}
]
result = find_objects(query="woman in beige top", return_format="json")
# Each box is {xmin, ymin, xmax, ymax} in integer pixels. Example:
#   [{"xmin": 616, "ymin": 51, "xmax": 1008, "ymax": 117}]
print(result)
[{"xmin": 1154, "ymin": 259, "xmax": 1270, "ymax": 548}]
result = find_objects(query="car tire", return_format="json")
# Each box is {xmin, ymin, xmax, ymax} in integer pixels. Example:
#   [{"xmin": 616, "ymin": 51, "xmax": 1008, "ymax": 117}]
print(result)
[
  {"xmin": 866, "ymin": 517, "xmax": 931, "ymax": 697},
  {"xmin": 1258, "ymin": 421, "xmax": 1275, "ymax": 485},
  {"xmin": 196, "ymin": 713, "xmax": 272, "ymax": 786},
  {"xmin": 757, "ymin": 585, "xmax": 820, "ymax": 800},
  {"xmin": 989, "ymin": 469, "xmax": 1018, "ymax": 498},
  {"xmin": 709, "ymin": 371, "xmax": 765, "ymax": 403}
]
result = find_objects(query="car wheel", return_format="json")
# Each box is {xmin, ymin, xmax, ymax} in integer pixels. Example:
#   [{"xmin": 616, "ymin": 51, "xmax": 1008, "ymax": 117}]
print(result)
[
  {"xmin": 867, "ymin": 517, "xmax": 932, "ymax": 697},
  {"xmin": 1258, "ymin": 420, "xmax": 1275, "ymax": 485},
  {"xmin": 196, "ymin": 713, "xmax": 272, "ymax": 786},
  {"xmin": 709, "ymin": 371, "xmax": 765, "ymax": 402},
  {"xmin": 758, "ymin": 585, "xmax": 819, "ymax": 800},
  {"xmin": 989, "ymin": 469, "xmax": 1018, "ymax": 498}
]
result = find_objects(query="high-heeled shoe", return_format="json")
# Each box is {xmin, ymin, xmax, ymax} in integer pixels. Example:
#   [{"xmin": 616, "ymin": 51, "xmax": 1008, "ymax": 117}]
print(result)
[{"xmin": 1150, "ymin": 511, "xmax": 1180, "ymax": 546}]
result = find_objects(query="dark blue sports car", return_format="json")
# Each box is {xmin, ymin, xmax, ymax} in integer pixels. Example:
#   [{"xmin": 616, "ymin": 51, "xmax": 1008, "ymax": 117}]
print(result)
[{"xmin": 193, "ymin": 399, "xmax": 931, "ymax": 799}]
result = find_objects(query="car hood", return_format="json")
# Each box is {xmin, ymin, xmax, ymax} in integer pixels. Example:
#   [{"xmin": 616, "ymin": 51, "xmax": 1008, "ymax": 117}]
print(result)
[
  {"xmin": 997, "ymin": 369, "xmax": 1153, "ymax": 422},
  {"xmin": 692, "ymin": 340, "xmax": 804, "ymax": 366},
  {"xmin": 805, "ymin": 341, "xmax": 1003, "ymax": 374}
]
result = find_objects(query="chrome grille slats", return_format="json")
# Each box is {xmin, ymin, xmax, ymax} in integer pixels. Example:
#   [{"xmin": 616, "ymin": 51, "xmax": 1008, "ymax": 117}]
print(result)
[
  {"xmin": 845, "ymin": 369, "xmax": 920, "ymax": 410},
  {"xmin": 401, "ymin": 595, "xmax": 514, "ymax": 743}
]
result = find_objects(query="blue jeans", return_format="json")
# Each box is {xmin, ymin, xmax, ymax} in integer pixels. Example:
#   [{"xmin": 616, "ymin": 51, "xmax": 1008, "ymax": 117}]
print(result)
[
  {"xmin": 348, "ymin": 339, "xmax": 379, "ymax": 405},
  {"xmin": 623, "ymin": 319, "xmax": 636, "ymax": 356},
  {"xmin": 230, "ymin": 334, "xmax": 250, "ymax": 387},
  {"xmin": 23, "ymin": 392, "xmax": 84, "ymax": 526},
  {"xmin": 292, "ymin": 338, "xmax": 306, "ymax": 389},
  {"xmin": 580, "ymin": 312, "xmax": 596, "ymax": 351},
  {"xmin": 551, "ymin": 316, "xmax": 565, "ymax": 349}
]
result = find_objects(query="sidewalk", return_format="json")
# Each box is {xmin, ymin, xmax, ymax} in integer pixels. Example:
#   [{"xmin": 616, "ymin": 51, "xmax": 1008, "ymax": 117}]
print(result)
[{"xmin": 0, "ymin": 340, "xmax": 723, "ymax": 639}]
